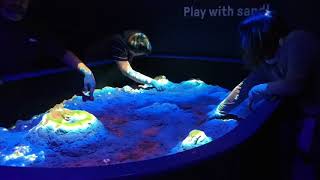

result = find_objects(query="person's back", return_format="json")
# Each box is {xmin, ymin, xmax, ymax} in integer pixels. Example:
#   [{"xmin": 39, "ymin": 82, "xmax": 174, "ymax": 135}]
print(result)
[
  {"xmin": 85, "ymin": 30, "xmax": 151, "ymax": 62},
  {"xmin": 283, "ymin": 31, "xmax": 320, "ymax": 114},
  {"xmin": 302, "ymin": 32, "xmax": 320, "ymax": 113},
  {"xmin": 85, "ymin": 30, "xmax": 167, "ymax": 91},
  {"xmin": 207, "ymin": 10, "xmax": 320, "ymax": 179},
  {"xmin": 270, "ymin": 30, "xmax": 320, "ymax": 112}
]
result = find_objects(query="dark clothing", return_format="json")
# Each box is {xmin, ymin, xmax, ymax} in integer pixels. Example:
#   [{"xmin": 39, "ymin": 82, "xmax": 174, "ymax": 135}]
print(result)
[
  {"xmin": 219, "ymin": 30, "xmax": 320, "ymax": 116},
  {"xmin": 218, "ymin": 30, "xmax": 320, "ymax": 178},
  {"xmin": 85, "ymin": 31, "xmax": 139, "ymax": 62},
  {"xmin": 0, "ymin": 17, "xmax": 66, "ymax": 77}
]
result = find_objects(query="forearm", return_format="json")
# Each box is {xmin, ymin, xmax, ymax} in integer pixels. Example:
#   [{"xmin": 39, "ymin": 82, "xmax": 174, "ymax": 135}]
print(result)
[
  {"xmin": 216, "ymin": 81, "xmax": 244, "ymax": 114},
  {"xmin": 117, "ymin": 61, "xmax": 155, "ymax": 85},
  {"xmin": 124, "ymin": 69, "xmax": 154, "ymax": 85},
  {"xmin": 266, "ymin": 78, "xmax": 304, "ymax": 97},
  {"xmin": 62, "ymin": 50, "xmax": 92, "ymax": 75},
  {"xmin": 218, "ymin": 65, "xmax": 269, "ymax": 114}
]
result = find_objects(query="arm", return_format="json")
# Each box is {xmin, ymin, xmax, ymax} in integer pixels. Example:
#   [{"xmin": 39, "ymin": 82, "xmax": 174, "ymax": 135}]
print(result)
[
  {"xmin": 116, "ymin": 60, "xmax": 165, "ymax": 91},
  {"xmin": 116, "ymin": 60, "xmax": 153, "ymax": 85},
  {"xmin": 209, "ymin": 65, "xmax": 268, "ymax": 118},
  {"xmin": 39, "ymin": 34, "xmax": 96, "ymax": 100},
  {"xmin": 62, "ymin": 50, "xmax": 96, "ymax": 99},
  {"xmin": 215, "ymin": 81, "xmax": 244, "ymax": 115},
  {"xmin": 266, "ymin": 31, "xmax": 318, "ymax": 96},
  {"xmin": 62, "ymin": 50, "xmax": 93, "ymax": 75}
]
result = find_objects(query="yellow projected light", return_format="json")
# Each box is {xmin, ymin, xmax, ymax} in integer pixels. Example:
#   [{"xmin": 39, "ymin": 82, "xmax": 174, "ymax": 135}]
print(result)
[
  {"xmin": 39, "ymin": 107, "xmax": 97, "ymax": 131},
  {"xmin": 181, "ymin": 129, "xmax": 212, "ymax": 150}
]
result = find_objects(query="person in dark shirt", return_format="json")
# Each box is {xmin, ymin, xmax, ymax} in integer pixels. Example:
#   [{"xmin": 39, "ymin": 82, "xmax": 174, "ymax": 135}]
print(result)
[
  {"xmin": 86, "ymin": 30, "xmax": 166, "ymax": 91},
  {"xmin": 207, "ymin": 10, "xmax": 320, "ymax": 179},
  {"xmin": 207, "ymin": 10, "xmax": 319, "ymax": 119},
  {"xmin": 0, "ymin": 0, "xmax": 96, "ymax": 99}
]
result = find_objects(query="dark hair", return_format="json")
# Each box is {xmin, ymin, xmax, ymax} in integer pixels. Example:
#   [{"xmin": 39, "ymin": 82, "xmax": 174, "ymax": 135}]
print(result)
[
  {"xmin": 239, "ymin": 10, "xmax": 289, "ymax": 68},
  {"xmin": 125, "ymin": 30, "xmax": 152, "ymax": 55}
]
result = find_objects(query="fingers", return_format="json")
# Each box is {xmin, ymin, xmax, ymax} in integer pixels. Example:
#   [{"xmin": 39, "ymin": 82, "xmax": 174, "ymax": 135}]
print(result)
[
  {"xmin": 82, "ymin": 85, "xmax": 89, "ymax": 102},
  {"xmin": 89, "ymin": 83, "xmax": 95, "ymax": 101},
  {"xmin": 82, "ymin": 77, "xmax": 95, "ymax": 101},
  {"xmin": 207, "ymin": 112, "xmax": 223, "ymax": 120},
  {"xmin": 86, "ymin": 79, "xmax": 96, "ymax": 101},
  {"xmin": 224, "ymin": 114, "xmax": 240, "ymax": 120},
  {"xmin": 214, "ymin": 114, "xmax": 226, "ymax": 119},
  {"xmin": 208, "ymin": 115, "xmax": 219, "ymax": 120},
  {"xmin": 207, "ymin": 113, "xmax": 240, "ymax": 121},
  {"xmin": 83, "ymin": 83, "xmax": 88, "ymax": 93},
  {"xmin": 155, "ymin": 85, "xmax": 165, "ymax": 91},
  {"xmin": 82, "ymin": 84, "xmax": 94, "ymax": 102}
]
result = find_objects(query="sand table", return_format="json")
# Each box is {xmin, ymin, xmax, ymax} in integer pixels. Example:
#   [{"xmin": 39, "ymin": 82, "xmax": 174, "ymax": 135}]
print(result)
[{"xmin": 0, "ymin": 79, "xmax": 240, "ymax": 167}]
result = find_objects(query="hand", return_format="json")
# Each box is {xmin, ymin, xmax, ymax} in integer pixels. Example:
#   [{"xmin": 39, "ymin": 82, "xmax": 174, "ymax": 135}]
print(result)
[
  {"xmin": 207, "ymin": 108, "xmax": 225, "ymax": 120},
  {"xmin": 151, "ymin": 79, "xmax": 166, "ymax": 91},
  {"xmin": 248, "ymin": 83, "xmax": 269, "ymax": 111},
  {"xmin": 82, "ymin": 72, "xmax": 96, "ymax": 101}
]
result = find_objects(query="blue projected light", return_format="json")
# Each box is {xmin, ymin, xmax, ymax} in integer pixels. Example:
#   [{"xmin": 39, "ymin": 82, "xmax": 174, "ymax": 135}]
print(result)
[
  {"xmin": 181, "ymin": 130, "xmax": 213, "ymax": 150},
  {"xmin": 0, "ymin": 79, "xmax": 243, "ymax": 167},
  {"xmin": 0, "ymin": 145, "xmax": 45, "ymax": 167}
]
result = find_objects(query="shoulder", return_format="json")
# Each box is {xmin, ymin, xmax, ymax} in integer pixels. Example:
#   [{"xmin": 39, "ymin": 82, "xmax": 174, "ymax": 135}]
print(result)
[
  {"xmin": 111, "ymin": 34, "xmax": 129, "ymax": 49},
  {"xmin": 280, "ymin": 30, "xmax": 320, "ymax": 68},
  {"xmin": 111, "ymin": 34, "xmax": 128, "ymax": 49},
  {"xmin": 285, "ymin": 30, "xmax": 319, "ymax": 45},
  {"xmin": 282, "ymin": 30, "xmax": 320, "ymax": 58},
  {"xmin": 111, "ymin": 34, "xmax": 130, "ymax": 60}
]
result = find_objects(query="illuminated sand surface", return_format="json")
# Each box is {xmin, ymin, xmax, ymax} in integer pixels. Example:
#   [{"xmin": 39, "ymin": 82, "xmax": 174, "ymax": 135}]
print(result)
[{"xmin": 0, "ymin": 79, "xmax": 242, "ymax": 167}]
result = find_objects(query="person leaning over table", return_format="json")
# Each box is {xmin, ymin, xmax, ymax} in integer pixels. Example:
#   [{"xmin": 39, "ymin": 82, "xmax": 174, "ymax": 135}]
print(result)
[
  {"xmin": 0, "ymin": 0, "xmax": 96, "ymax": 100},
  {"xmin": 85, "ymin": 30, "xmax": 167, "ymax": 91},
  {"xmin": 207, "ymin": 10, "xmax": 320, "ymax": 179}
]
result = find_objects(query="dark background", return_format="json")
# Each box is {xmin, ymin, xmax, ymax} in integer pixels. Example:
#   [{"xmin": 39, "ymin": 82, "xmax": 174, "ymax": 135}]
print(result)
[
  {"xmin": 1, "ymin": 0, "xmax": 318, "ymax": 124},
  {"xmin": 1, "ymin": 0, "xmax": 318, "ymax": 125},
  {"xmin": 27, "ymin": 0, "xmax": 319, "ymax": 60},
  {"xmin": 0, "ymin": 1, "xmax": 319, "ymax": 179}
]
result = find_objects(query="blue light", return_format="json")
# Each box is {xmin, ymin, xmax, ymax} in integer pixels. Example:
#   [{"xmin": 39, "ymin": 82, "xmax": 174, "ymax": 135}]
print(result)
[{"xmin": 0, "ymin": 145, "xmax": 45, "ymax": 167}]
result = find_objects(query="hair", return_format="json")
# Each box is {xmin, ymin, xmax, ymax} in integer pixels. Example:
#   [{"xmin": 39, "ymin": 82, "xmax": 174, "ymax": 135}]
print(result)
[
  {"xmin": 126, "ymin": 31, "xmax": 152, "ymax": 55},
  {"xmin": 239, "ymin": 10, "xmax": 289, "ymax": 69}
]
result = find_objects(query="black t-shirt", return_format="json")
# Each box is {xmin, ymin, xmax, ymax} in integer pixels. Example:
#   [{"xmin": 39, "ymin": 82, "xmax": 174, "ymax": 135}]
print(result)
[
  {"xmin": 0, "ymin": 17, "xmax": 66, "ymax": 76},
  {"xmin": 85, "ymin": 31, "xmax": 138, "ymax": 62}
]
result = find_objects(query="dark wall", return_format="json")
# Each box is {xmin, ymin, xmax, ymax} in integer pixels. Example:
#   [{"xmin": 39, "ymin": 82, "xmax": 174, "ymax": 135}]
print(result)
[{"xmin": 28, "ymin": 0, "xmax": 319, "ymax": 59}]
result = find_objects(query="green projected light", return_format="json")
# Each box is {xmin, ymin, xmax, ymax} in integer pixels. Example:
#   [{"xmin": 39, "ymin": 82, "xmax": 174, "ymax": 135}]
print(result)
[
  {"xmin": 38, "ymin": 107, "xmax": 97, "ymax": 131},
  {"xmin": 181, "ymin": 129, "xmax": 212, "ymax": 150}
]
